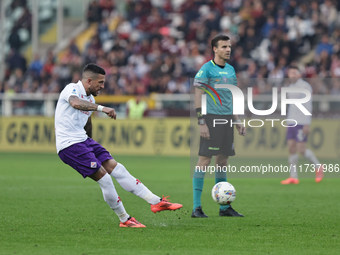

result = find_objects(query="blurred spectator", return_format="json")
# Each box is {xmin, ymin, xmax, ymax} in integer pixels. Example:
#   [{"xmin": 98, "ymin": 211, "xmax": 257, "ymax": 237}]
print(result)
[
  {"xmin": 286, "ymin": 0, "xmax": 298, "ymax": 17},
  {"xmin": 43, "ymin": 55, "xmax": 55, "ymax": 76},
  {"xmin": 98, "ymin": 18, "xmax": 111, "ymax": 43},
  {"xmin": 8, "ymin": 68, "xmax": 25, "ymax": 89},
  {"xmin": 3, "ymin": 0, "xmax": 340, "ymax": 97},
  {"xmin": 126, "ymin": 95, "xmax": 147, "ymax": 119},
  {"xmin": 52, "ymin": 59, "xmax": 71, "ymax": 89},
  {"xmin": 262, "ymin": 16, "xmax": 275, "ymax": 38},
  {"xmin": 8, "ymin": 26, "xmax": 22, "ymax": 51},
  {"xmin": 320, "ymin": 0, "xmax": 337, "ymax": 35},
  {"xmin": 99, "ymin": 0, "xmax": 115, "ymax": 13},
  {"xmin": 68, "ymin": 39, "xmax": 81, "ymax": 56},
  {"xmin": 17, "ymin": 6, "xmax": 32, "ymax": 32},
  {"xmin": 316, "ymin": 35, "xmax": 333, "ymax": 56},
  {"xmin": 87, "ymin": 0, "xmax": 102, "ymax": 23},
  {"xmin": 29, "ymin": 54, "xmax": 43, "ymax": 77},
  {"xmin": 5, "ymin": 49, "xmax": 27, "ymax": 73}
]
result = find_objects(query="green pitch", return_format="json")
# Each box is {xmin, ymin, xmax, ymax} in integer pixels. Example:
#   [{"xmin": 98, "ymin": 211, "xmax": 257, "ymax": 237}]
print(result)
[{"xmin": 0, "ymin": 153, "xmax": 339, "ymax": 255}]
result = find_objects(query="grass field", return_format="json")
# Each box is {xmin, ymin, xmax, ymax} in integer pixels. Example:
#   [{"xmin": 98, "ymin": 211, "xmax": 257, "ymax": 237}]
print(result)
[{"xmin": 0, "ymin": 153, "xmax": 339, "ymax": 255}]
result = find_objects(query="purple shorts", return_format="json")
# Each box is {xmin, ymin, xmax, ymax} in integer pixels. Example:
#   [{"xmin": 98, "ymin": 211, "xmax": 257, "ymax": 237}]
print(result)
[
  {"xmin": 58, "ymin": 138, "xmax": 113, "ymax": 178},
  {"xmin": 286, "ymin": 125, "xmax": 308, "ymax": 142}
]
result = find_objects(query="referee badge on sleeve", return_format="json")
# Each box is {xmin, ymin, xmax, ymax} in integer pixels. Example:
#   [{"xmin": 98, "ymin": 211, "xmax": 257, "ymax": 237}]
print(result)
[{"xmin": 197, "ymin": 70, "xmax": 203, "ymax": 77}]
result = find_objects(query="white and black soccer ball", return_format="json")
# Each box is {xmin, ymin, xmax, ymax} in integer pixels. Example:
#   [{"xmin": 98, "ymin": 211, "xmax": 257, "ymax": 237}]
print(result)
[{"xmin": 211, "ymin": 182, "xmax": 236, "ymax": 205}]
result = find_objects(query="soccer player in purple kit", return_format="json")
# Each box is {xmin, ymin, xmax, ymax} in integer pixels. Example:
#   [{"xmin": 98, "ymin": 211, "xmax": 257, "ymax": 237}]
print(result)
[
  {"xmin": 55, "ymin": 63, "xmax": 182, "ymax": 228},
  {"xmin": 281, "ymin": 66, "xmax": 324, "ymax": 184}
]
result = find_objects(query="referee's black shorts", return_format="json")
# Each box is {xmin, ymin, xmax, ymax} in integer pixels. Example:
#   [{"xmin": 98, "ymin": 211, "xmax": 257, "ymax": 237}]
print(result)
[{"xmin": 198, "ymin": 114, "xmax": 235, "ymax": 157}]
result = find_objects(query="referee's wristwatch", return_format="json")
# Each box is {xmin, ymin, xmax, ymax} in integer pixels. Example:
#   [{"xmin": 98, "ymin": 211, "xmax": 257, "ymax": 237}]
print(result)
[{"xmin": 198, "ymin": 118, "xmax": 206, "ymax": 125}]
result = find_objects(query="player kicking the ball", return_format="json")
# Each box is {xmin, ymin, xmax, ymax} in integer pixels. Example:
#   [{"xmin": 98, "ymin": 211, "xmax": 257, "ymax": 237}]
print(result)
[
  {"xmin": 55, "ymin": 63, "xmax": 182, "ymax": 228},
  {"xmin": 192, "ymin": 35, "xmax": 245, "ymax": 218},
  {"xmin": 281, "ymin": 66, "xmax": 324, "ymax": 185}
]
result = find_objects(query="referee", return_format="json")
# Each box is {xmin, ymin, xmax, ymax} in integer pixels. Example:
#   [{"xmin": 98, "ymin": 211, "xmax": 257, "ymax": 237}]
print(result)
[{"xmin": 192, "ymin": 35, "xmax": 246, "ymax": 218}]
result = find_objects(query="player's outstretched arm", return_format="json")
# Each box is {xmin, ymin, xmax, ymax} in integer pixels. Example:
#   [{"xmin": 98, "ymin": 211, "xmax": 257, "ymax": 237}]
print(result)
[{"xmin": 69, "ymin": 95, "xmax": 116, "ymax": 119}]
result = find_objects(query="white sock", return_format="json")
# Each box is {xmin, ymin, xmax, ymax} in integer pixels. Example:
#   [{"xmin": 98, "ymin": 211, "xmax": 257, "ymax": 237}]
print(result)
[
  {"xmin": 110, "ymin": 163, "xmax": 161, "ymax": 205},
  {"xmin": 304, "ymin": 149, "xmax": 320, "ymax": 165},
  {"xmin": 97, "ymin": 173, "xmax": 130, "ymax": 223},
  {"xmin": 289, "ymin": 154, "xmax": 299, "ymax": 179}
]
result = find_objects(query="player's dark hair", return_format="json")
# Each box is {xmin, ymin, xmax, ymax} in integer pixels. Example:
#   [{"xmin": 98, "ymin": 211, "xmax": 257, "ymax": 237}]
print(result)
[
  {"xmin": 82, "ymin": 63, "xmax": 106, "ymax": 77},
  {"xmin": 288, "ymin": 65, "xmax": 300, "ymax": 72},
  {"xmin": 211, "ymin": 34, "xmax": 230, "ymax": 51}
]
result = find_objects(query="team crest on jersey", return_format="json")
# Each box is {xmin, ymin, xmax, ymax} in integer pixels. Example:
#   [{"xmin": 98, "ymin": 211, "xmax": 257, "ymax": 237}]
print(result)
[
  {"xmin": 72, "ymin": 89, "xmax": 77, "ymax": 95},
  {"xmin": 91, "ymin": 162, "xmax": 97, "ymax": 168}
]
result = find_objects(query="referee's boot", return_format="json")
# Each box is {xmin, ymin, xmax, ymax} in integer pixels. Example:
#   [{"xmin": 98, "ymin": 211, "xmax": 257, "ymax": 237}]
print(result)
[
  {"xmin": 219, "ymin": 206, "xmax": 244, "ymax": 217},
  {"xmin": 191, "ymin": 206, "xmax": 208, "ymax": 218}
]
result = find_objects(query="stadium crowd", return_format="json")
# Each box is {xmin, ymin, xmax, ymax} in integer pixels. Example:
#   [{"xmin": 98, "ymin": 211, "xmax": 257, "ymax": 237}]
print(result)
[{"xmin": 1, "ymin": 0, "xmax": 340, "ymax": 95}]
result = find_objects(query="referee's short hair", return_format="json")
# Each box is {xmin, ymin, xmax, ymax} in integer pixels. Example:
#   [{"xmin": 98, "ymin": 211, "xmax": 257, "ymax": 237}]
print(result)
[
  {"xmin": 211, "ymin": 34, "xmax": 230, "ymax": 51},
  {"xmin": 82, "ymin": 63, "xmax": 106, "ymax": 77}
]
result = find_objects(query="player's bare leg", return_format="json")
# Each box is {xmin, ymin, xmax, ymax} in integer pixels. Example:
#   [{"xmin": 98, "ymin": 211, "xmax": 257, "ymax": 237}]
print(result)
[
  {"xmin": 215, "ymin": 154, "xmax": 243, "ymax": 217},
  {"xmin": 281, "ymin": 140, "xmax": 299, "ymax": 184},
  {"xmin": 89, "ymin": 167, "xmax": 145, "ymax": 228},
  {"xmin": 297, "ymin": 142, "xmax": 324, "ymax": 183},
  {"xmin": 102, "ymin": 159, "xmax": 182, "ymax": 213},
  {"xmin": 192, "ymin": 156, "xmax": 211, "ymax": 218}
]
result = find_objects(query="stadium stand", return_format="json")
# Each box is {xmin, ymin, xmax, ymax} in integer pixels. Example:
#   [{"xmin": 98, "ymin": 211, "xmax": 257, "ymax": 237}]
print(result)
[{"xmin": 1, "ymin": 0, "xmax": 340, "ymax": 95}]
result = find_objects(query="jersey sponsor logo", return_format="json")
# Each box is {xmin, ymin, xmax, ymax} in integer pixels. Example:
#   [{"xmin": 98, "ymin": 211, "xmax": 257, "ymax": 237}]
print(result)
[
  {"xmin": 81, "ymin": 95, "xmax": 84, "ymax": 98},
  {"xmin": 117, "ymin": 196, "xmax": 121, "ymax": 203},
  {"xmin": 200, "ymin": 84, "xmax": 311, "ymax": 117},
  {"xmin": 72, "ymin": 89, "xmax": 77, "ymax": 95},
  {"xmin": 136, "ymin": 179, "xmax": 142, "ymax": 185},
  {"xmin": 80, "ymin": 110, "xmax": 91, "ymax": 116},
  {"xmin": 90, "ymin": 162, "xmax": 97, "ymax": 168}
]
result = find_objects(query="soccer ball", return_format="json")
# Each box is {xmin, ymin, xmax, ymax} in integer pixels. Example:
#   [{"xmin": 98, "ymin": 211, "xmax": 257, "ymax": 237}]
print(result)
[{"xmin": 211, "ymin": 182, "xmax": 236, "ymax": 205}]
